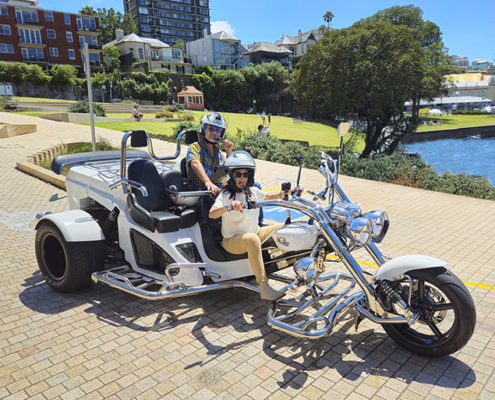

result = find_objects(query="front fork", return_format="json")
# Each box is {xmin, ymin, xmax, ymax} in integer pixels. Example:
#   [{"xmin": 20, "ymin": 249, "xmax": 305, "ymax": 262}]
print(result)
[{"xmin": 319, "ymin": 223, "xmax": 416, "ymax": 321}]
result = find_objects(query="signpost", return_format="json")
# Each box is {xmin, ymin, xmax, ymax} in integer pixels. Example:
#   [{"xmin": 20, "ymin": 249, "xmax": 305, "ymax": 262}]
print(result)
[{"xmin": 84, "ymin": 43, "xmax": 96, "ymax": 152}]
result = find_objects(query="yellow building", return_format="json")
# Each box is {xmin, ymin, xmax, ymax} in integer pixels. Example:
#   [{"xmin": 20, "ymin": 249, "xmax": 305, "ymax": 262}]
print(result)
[{"xmin": 446, "ymin": 73, "xmax": 495, "ymax": 101}]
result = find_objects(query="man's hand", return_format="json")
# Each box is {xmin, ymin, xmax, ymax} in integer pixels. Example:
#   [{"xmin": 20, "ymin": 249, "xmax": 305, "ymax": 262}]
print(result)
[
  {"xmin": 205, "ymin": 181, "xmax": 221, "ymax": 195},
  {"xmin": 222, "ymin": 139, "xmax": 234, "ymax": 156}
]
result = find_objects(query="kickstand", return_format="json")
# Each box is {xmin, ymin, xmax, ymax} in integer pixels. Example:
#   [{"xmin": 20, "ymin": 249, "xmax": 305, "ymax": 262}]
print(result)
[{"xmin": 354, "ymin": 314, "xmax": 363, "ymax": 331}]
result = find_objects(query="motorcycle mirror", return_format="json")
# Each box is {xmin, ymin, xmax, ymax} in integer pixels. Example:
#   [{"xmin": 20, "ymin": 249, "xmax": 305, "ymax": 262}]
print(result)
[
  {"xmin": 337, "ymin": 122, "xmax": 351, "ymax": 138},
  {"xmin": 213, "ymin": 165, "xmax": 230, "ymax": 180}
]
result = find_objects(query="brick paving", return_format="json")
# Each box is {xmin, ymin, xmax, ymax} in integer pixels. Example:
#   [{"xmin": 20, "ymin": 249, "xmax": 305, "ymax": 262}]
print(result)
[{"xmin": 0, "ymin": 112, "xmax": 495, "ymax": 399}]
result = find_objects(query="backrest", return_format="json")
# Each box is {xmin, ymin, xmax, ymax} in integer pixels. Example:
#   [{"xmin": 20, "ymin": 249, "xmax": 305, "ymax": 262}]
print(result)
[
  {"xmin": 180, "ymin": 157, "xmax": 187, "ymax": 178},
  {"xmin": 197, "ymin": 195, "xmax": 218, "ymax": 227},
  {"xmin": 127, "ymin": 160, "xmax": 164, "ymax": 211}
]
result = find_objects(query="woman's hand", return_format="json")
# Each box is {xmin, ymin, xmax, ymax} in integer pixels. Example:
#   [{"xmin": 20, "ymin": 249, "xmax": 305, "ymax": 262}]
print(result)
[{"xmin": 230, "ymin": 200, "xmax": 244, "ymax": 213}]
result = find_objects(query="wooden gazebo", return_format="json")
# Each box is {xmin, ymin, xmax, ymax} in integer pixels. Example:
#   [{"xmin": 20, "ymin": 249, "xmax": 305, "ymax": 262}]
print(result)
[{"xmin": 177, "ymin": 86, "xmax": 204, "ymax": 110}]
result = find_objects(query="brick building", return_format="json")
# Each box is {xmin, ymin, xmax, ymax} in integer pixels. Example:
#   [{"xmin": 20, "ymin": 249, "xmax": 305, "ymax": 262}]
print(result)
[
  {"xmin": 124, "ymin": 0, "xmax": 210, "ymax": 46},
  {"xmin": 0, "ymin": 0, "xmax": 103, "ymax": 73}
]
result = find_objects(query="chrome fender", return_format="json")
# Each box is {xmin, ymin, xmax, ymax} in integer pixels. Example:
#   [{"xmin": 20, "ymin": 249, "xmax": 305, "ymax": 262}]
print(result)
[
  {"xmin": 375, "ymin": 254, "xmax": 447, "ymax": 281},
  {"xmin": 35, "ymin": 210, "xmax": 105, "ymax": 242}
]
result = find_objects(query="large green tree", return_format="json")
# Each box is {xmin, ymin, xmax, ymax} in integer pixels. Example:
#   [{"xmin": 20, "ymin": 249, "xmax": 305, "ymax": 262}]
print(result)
[
  {"xmin": 79, "ymin": 5, "xmax": 97, "ymax": 16},
  {"xmin": 97, "ymin": 9, "xmax": 137, "ymax": 45},
  {"xmin": 360, "ymin": 5, "xmax": 451, "ymax": 118},
  {"xmin": 290, "ymin": 20, "xmax": 425, "ymax": 157}
]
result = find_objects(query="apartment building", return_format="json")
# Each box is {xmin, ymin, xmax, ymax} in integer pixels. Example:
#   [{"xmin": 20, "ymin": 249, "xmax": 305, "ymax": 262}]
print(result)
[
  {"xmin": 274, "ymin": 30, "xmax": 316, "ymax": 71},
  {"xmin": 0, "ymin": 0, "xmax": 102, "ymax": 71},
  {"xmin": 124, "ymin": 0, "xmax": 210, "ymax": 46},
  {"xmin": 186, "ymin": 30, "xmax": 249, "ymax": 70}
]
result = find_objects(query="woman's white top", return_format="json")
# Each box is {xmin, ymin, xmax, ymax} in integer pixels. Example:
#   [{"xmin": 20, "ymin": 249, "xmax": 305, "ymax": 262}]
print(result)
[{"xmin": 212, "ymin": 187, "xmax": 266, "ymax": 239}]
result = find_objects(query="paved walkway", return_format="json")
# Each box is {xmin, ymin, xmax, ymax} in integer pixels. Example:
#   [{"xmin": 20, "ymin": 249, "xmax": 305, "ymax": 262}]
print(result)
[{"xmin": 1, "ymin": 112, "xmax": 495, "ymax": 400}]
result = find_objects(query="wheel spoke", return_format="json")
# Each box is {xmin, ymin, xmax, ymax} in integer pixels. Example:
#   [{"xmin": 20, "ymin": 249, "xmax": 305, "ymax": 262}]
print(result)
[{"xmin": 427, "ymin": 320, "xmax": 444, "ymax": 339}]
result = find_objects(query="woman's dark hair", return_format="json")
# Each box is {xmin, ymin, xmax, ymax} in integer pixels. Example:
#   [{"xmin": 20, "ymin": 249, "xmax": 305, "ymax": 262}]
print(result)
[{"xmin": 258, "ymin": 124, "xmax": 263, "ymax": 131}]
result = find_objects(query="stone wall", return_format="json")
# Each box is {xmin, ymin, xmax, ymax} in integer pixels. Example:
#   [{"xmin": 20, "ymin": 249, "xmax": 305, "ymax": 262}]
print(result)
[{"xmin": 402, "ymin": 125, "xmax": 495, "ymax": 143}]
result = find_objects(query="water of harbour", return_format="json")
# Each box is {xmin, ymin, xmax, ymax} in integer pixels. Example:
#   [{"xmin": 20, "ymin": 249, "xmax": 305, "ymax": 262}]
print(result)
[{"xmin": 404, "ymin": 137, "xmax": 495, "ymax": 186}]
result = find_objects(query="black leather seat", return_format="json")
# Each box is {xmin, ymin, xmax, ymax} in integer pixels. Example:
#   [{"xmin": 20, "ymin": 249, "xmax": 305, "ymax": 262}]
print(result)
[
  {"xmin": 127, "ymin": 160, "xmax": 198, "ymax": 233},
  {"xmin": 197, "ymin": 195, "xmax": 248, "ymax": 262}
]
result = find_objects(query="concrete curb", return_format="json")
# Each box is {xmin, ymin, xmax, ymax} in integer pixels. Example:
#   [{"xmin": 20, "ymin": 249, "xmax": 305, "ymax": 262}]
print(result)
[{"xmin": 16, "ymin": 161, "xmax": 66, "ymax": 190}]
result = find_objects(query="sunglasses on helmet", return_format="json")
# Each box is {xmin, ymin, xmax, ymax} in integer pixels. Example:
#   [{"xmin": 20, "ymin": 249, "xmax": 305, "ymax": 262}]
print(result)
[{"xmin": 233, "ymin": 171, "xmax": 249, "ymax": 178}]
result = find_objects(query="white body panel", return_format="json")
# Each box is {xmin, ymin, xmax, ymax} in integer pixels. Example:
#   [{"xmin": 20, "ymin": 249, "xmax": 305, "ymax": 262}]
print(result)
[
  {"xmin": 270, "ymin": 222, "xmax": 318, "ymax": 251},
  {"xmin": 64, "ymin": 161, "xmax": 255, "ymax": 287},
  {"xmin": 36, "ymin": 210, "xmax": 104, "ymax": 242},
  {"xmin": 375, "ymin": 254, "xmax": 447, "ymax": 280}
]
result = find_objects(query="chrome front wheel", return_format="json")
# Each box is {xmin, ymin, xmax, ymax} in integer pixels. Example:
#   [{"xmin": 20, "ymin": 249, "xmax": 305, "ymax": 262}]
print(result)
[{"xmin": 378, "ymin": 267, "xmax": 476, "ymax": 357}]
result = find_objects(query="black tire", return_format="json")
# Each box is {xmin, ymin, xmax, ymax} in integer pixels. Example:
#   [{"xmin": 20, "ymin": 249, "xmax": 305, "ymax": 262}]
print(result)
[
  {"xmin": 378, "ymin": 267, "xmax": 476, "ymax": 357},
  {"xmin": 35, "ymin": 221, "xmax": 105, "ymax": 293}
]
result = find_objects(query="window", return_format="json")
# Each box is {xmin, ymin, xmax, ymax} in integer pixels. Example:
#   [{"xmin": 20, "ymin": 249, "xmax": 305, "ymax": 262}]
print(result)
[
  {"xmin": 19, "ymin": 28, "xmax": 42, "ymax": 44},
  {"xmin": 79, "ymin": 35, "xmax": 98, "ymax": 46},
  {"xmin": 66, "ymin": 32, "xmax": 73, "ymax": 42},
  {"xmin": 138, "ymin": 7, "xmax": 149, "ymax": 14},
  {"xmin": 0, "ymin": 43, "xmax": 14, "ymax": 53},
  {"xmin": 47, "ymin": 29, "xmax": 56, "ymax": 39},
  {"xmin": 49, "ymin": 47, "xmax": 58, "ymax": 57},
  {"xmin": 44, "ymin": 11, "xmax": 53, "ymax": 21},
  {"xmin": 0, "ymin": 25, "xmax": 10, "ymax": 35},
  {"xmin": 68, "ymin": 49, "xmax": 75, "ymax": 59},
  {"xmin": 64, "ymin": 14, "xmax": 70, "ymax": 25},
  {"xmin": 138, "ymin": 48, "xmax": 144, "ymax": 60},
  {"xmin": 76, "ymin": 16, "xmax": 96, "ymax": 30},
  {"xmin": 89, "ymin": 53, "xmax": 99, "ymax": 62},
  {"xmin": 0, "ymin": 6, "xmax": 7, "ymax": 16},
  {"xmin": 21, "ymin": 47, "xmax": 43, "ymax": 60},
  {"xmin": 172, "ymin": 48, "xmax": 181, "ymax": 60},
  {"xmin": 478, "ymin": 91, "xmax": 486, "ymax": 97}
]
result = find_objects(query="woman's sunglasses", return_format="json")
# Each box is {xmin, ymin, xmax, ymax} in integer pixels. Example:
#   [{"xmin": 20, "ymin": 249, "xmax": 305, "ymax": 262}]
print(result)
[{"xmin": 233, "ymin": 171, "xmax": 249, "ymax": 178}]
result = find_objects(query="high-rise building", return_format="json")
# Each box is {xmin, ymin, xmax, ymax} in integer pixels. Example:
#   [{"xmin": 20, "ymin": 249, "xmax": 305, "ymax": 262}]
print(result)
[
  {"xmin": 124, "ymin": 0, "xmax": 210, "ymax": 46},
  {"xmin": 0, "ymin": 0, "xmax": 103, "ymax": 71}
]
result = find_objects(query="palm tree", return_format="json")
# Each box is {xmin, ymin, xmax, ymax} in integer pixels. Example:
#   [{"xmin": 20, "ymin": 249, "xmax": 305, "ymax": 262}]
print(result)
[
  {"xmin": 323, "ymin": 11, "xmax": 334, "ymax": 29},
  {"xmin": 317, "ymin": 24, "xmax": 327, "ymax": 36}
]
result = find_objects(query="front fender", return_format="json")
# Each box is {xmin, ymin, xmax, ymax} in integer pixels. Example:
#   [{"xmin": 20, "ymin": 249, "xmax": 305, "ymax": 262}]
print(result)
[
  {"xmin": 375, "ymin": 254, "xmax": 447, "ymax": 281},
  {"xmin": 35, "ymin": 210, "xmax": 104, "ymax": 242}
]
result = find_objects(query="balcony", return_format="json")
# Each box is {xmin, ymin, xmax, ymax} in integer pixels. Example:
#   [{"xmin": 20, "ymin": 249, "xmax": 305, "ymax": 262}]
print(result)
[
  {"xmin": 79, "ymin": 43, "xmax": 102, "ymax": 50},
  {"xmin": 151, "ymin": 56, "xmax": 181, "ymax": 62},
  {"xmin": 16, "ymin": 19, "xmax": 43, "ymax": 27},
  {"xmin": 76, "ymin": 27, "xmax": 100, "ymax": 35},
  {"xmin": 18, "ymin": 37, "xmax": 46, "ymax": 46},
  {"xmin": 89, "ymin": 61, "xmax": 103, "ymax": 66},
  {"xmin": 22, "ymin": 56, "xmax": 48, "ymax": 63}
]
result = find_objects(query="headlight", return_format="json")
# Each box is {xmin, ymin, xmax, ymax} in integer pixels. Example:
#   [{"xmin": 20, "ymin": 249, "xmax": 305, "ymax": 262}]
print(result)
[
  {"xmin": 346, "ymin": 217, "xmax": 372, "ymax": 246},
  {"xmin": 293, "ymin": 257, "xmax": 319, "ymax": 285},
  {"xmin": 362, "ymin": 210, "xmax": 390, "ymax": 243}
]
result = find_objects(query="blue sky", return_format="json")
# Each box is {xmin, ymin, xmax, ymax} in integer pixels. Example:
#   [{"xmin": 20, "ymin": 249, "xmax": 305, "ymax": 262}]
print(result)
[{"xmin": 42, "ymin": 0, "xmax": 494, "ymax": 63}]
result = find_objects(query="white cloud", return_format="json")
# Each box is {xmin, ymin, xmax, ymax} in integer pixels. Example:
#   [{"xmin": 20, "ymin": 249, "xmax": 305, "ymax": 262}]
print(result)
[{"xmin": 210, "ymin": 21, "xmax": 235, "ymax": 35}]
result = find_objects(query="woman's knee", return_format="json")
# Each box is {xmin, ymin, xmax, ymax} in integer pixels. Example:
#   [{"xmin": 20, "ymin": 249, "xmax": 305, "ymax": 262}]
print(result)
[{"xmin": 243, "ymin": 233, "xmax": 261, "ymax": 248}]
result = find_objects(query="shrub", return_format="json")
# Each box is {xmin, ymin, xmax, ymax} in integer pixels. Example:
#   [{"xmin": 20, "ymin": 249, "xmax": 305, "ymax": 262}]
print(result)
[
  {"xmin": 156, "ymin": 111, "xmax": 174, "ymax": 118},
  {"xmin": 172, "ymin": 120, "xmax": 200, "ymax": 139},
  {"xmin": 0, "ymin": 95, "xmax": 9, "ymax": 110},
  {"xmin": 456, "ymin": 110, "xmax": 489, "ymax": 115},
  {"xmin": 173, "ymin": 103, "xmax": 185, "ymax": 112},
  {"xmin": 418, "ymin": 108, "xmax": 430, "ymax": 116},
  {"xmin": 162, "ymin": 105, "xmax": 175, "ymax": 112},
  {"xmin": 67, "ymin": 136, "xmax": 116, "ymax": 153},
  {"xmin": 122, "ymin": 100, "xmax": 135, "ymax": 104},
  {"xmin": 68, "ymin": 100, "xmax": 106, "ymax": 117},
  {"xmin": 179, "ymin": 113, "xmax": 195, "ymax": 121}
]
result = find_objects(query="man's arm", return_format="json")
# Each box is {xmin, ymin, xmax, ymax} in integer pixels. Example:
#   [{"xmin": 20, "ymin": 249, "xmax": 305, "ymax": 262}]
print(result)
[
  {"xmin": 190, "ymin": 159, "xmax": 220, "ymax": 195},
  {"xmin": 222, "ymin": 139, "xmax": 234, "ymax": 157}
]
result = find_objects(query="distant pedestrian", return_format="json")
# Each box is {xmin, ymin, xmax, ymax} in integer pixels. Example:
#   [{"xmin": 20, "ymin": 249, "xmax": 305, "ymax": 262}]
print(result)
[
  {"xmin": 452, "ymin": 104, "xmax": 457, "ymax": 115},
  {"xmin": 262, "ymin": 111, "xmax": 266, "ymax": 124},
  {"xmin": 268, "ymin": 113, "xmax": 271, "ymax": 124}
]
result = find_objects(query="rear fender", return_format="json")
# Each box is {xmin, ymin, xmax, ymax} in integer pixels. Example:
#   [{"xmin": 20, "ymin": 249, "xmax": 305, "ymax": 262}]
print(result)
[
  {"xmin": 35, "ymin": 210, "xmax": 104, "ymax": 242},
  {"xmin": 375, "ymin": 254, "xmax": 447, "ymax": 281}
]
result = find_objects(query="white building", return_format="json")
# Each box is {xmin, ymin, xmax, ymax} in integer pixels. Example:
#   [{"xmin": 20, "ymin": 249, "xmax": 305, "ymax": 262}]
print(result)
[
  {"xmin": 471, "ymin": 58, "xmax": 492, "ymax": 69},
  {"xmin": 186, "ymin": 30, "xmax": 249, "ymax": 70},
  {"xmin": 450, "ymin": 55, "xmax": 469, "ymax": 68},
  {"xmin": 274, "ymin": 30, "xmax": 317, "ymax": 71},
  {"xmin": 104, "ymin": 29, "xmax": 193, "ymax": 73}
]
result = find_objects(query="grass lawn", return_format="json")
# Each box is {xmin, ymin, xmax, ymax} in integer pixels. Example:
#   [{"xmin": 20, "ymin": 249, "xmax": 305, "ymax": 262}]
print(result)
[
  {"xmin": 11, "ymin": 97, "xmax": 75, "ymax": 102},
  {"xmin": 416, "ymin": 114, "xmax": 495, "ymax": 131},
  {"xmin": 81, "ymin": 110, "xmax": 350, "ymax": 149}
]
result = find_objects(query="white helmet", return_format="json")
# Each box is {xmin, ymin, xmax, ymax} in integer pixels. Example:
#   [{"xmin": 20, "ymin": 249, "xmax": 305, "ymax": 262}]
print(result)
[
  {"xmin": 201, "ymin": 112, "xmax": 227, "ymax": 141},
  {"xmin": 225, "ymin": 151, "xmax": 256, "ymax": 187}
]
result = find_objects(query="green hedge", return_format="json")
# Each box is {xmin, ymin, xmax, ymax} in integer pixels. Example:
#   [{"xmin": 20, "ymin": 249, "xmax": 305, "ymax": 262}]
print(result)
[
  {"xmin": 455, "ymin": 110, "xmax": 489, "ymax": 115},
  {"xmin": 68, "ymin": 100, "xmax": 106, "ymax": 117}
]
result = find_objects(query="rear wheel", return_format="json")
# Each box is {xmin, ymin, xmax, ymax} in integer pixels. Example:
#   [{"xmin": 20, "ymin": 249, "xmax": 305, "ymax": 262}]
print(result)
[
  {"xmin": 35, "ymin": 221, "xmax": 105, "ymax": 293},
  {"xmin": 379, "ymin": 267, "xmax": 476, "ymax": 357}
]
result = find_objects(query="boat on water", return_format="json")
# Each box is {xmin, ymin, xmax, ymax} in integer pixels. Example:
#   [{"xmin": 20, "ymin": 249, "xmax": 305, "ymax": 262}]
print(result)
[{"xmin": 465, "ymin": 134, "xmax": 481, "ymax": 140}]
